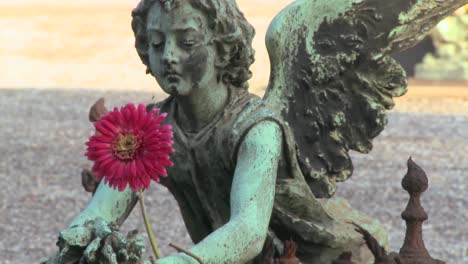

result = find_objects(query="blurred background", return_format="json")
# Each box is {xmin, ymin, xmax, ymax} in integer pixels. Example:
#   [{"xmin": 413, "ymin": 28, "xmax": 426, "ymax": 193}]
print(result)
[
  {"xmin": 0, "ymin": 1, "xmax": 467, "ymax": 263},
  {"xmin": 0, "ymin": 0, "xmax": 290, "ymax": 93}
]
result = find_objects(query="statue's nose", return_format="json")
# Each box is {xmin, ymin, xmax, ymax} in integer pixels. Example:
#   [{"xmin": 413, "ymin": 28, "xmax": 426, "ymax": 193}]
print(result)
[
  {"xmin": 163, "ymin": 52, "xmax": 177, "ymax": 65},
  {"xmin": 162, "ymin": 40, "xmax": 179, "ymax": 65}
]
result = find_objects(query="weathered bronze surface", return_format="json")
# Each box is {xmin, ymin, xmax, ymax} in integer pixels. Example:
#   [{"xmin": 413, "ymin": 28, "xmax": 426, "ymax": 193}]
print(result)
[
  {"xmin": 44, "ymin": 0, "xmax": 468, "ymax": 263},
  {"xmin": 332, "ymin": 252, "xmax": 357, "ymax": 264}
]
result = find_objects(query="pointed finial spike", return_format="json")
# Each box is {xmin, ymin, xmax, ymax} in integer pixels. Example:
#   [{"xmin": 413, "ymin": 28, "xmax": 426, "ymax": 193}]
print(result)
[{"xmin": 402, "ymin": 157, "xmax": 428, "ymax": 193}]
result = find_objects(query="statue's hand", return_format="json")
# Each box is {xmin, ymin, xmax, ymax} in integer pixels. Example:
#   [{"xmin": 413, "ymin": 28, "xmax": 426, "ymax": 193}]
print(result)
[
  {"xmin": 44, "ymin": 218, "xmax": 149, "ymax": 264},
  {"xmin": 80, "ymin": 228, "xmax": 148, "ymax": 264},
  {"xmin": 42, "ymin": 218, "xmax": 106, "ymax": 263}
]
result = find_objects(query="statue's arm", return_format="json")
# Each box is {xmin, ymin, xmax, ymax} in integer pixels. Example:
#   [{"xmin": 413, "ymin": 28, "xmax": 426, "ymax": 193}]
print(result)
[
  {"xmin": 158, "ymin": 120, "xmax": 282, "ymax": 264},
  {"xmin": 68, "ymin": 182, "xmax": 138, "ymax": 227}
]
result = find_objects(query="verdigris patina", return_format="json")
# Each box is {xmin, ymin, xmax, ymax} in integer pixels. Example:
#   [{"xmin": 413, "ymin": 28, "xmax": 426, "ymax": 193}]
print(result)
[{"xmin": 44, "ymin": 0, "xmax": 468, "ymax": 263}]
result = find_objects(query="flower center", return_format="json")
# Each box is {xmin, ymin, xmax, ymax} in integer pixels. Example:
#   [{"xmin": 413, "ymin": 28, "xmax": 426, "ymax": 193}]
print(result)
[{"xmin": 112, "ymin": 133, "xmax": 141, "ymax": 160}]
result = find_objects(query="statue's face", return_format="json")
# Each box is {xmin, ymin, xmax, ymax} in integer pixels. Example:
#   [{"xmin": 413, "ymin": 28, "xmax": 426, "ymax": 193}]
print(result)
[{"xmin": 147, "ymin": 2, "xmax": 217, "ymax": 96}]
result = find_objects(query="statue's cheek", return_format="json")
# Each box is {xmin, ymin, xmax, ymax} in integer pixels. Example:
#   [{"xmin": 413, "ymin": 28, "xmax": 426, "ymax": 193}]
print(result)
[
  {"xmin": 148, "ymin": 48, "xmax": 162, "ymax": 74},
  {"xmin": 185, "ymin": 46, "xmax": 211, "ymax": 85}
]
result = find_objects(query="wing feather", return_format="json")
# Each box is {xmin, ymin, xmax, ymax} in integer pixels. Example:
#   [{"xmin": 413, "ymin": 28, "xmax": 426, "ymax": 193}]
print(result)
[{"xmin": 264, "ymin": 0, "xmax": 467, "ymax": 197}]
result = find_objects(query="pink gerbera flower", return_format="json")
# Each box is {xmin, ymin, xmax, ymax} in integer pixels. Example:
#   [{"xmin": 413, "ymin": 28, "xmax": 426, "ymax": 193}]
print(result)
[{"xmin": 85, "ymin": 103, "xmax": 174, "ymax": 192}]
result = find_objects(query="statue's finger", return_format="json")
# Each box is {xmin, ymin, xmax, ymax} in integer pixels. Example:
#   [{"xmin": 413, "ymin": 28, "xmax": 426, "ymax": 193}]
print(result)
[
  {"xmin": 83, "ymin": 238, "xmax": 101, "ymax": 263},
  {"xmin": 101, "ymin": 243, "xmax": 118, "ymax": 264}
]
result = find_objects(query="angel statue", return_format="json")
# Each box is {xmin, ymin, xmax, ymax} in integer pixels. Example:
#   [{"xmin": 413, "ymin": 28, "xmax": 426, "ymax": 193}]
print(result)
[{"xmin": 44, "ymin": 0, "xmax": 467, "ymax": 263}]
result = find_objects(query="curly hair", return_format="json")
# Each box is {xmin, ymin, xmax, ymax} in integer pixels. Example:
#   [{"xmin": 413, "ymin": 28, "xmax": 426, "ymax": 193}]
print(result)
[{"xmin": 131, "ymin": 0, "xmax": 256, "ymax": 90}]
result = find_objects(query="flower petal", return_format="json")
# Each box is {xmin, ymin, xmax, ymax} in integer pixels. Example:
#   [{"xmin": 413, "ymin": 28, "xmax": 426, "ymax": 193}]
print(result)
[{"xmin": 85, "ymin": 104, "xmax": 173, "ymax": 192}]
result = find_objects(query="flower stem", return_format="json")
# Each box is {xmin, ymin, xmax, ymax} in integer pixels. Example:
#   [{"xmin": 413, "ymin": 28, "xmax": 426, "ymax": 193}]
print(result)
[{"xmin": 139, "ymin": 189, "xmax": 161, "ymax": 259}]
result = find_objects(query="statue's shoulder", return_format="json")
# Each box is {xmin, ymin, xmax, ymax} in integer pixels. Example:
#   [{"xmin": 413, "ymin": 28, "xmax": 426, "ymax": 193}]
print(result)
[
  {"xmin": 228, "ymin": 89, "xmax": 281, "ymax": 124},
  {"xmin": 221, "ymin": 90, "xmax": 284, "ymax": 161}
]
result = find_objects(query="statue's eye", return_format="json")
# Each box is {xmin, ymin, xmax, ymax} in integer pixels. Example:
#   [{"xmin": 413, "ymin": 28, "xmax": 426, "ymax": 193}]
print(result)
[{"xmin": 152, "ymin": 41, "xmax": 164, "ymax": 49}]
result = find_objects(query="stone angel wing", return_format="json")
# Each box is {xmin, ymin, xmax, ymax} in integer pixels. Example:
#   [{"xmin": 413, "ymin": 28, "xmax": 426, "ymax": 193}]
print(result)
[{"xmin": 263, "ymin": 0, "xmax": 467, "ymax": 198}]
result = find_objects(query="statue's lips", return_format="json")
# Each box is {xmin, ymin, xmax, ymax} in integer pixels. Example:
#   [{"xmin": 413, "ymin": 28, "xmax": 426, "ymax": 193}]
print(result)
[{"xmin": 165, "ymin": 73, "xmax": 181, "ymax": 83}]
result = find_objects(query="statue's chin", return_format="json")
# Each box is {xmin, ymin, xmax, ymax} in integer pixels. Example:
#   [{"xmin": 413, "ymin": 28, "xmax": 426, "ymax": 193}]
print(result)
[{"xmin": 161, "ymin": 83, "xmax": 192, "ymax": 97}]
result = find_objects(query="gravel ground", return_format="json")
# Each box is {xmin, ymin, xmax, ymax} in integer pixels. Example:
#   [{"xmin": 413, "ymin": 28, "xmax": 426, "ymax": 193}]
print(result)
[{"xmin": 0, "ymin": 88, "xmax": 467, "ymax": 263}]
